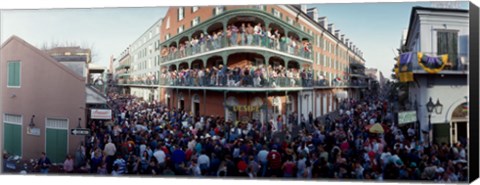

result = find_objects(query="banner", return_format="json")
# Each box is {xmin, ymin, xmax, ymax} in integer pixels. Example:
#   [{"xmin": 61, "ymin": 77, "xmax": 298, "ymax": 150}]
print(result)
[
  {"xmin": 398, "ymin": 111, "xmax": 417, "ymax": 125},
  {"xmin": 398, "ymin": 52, "xmax": 414, "ymax": 82},
  {"xmin": 91, "ymin": 109, "xmax": 112, "ymax": 119},
  {"xmin": 417, "ymin": 52, "xmax": 448, "ymax": 74}
]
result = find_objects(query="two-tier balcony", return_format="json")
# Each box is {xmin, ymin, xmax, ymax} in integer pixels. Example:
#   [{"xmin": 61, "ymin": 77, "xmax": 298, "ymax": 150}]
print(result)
[{"xmin": 160, "ymin": 8, "xmax": 314, "ymax": 65}]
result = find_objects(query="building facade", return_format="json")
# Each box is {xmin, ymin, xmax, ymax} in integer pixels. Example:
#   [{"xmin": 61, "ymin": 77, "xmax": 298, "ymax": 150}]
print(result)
[
  {"xmin": 116, "ymin": 18, "xmax": 163, "ymax": 102},
  {"xmin": 400, "ymin": 7, "xmax": 469, "ymax": 145},
  {"xmin": 1, "ymin": 36, "xmax": 87, "ymax": 163},
  {"xmin": 156, "ymin": 5, "xmax": 367, "ymax": 124}
]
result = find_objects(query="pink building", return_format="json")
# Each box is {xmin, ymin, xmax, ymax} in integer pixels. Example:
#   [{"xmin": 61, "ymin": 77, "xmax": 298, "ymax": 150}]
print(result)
[{"xmin": 1, "ymin": 36, "xmax": 86, "ymax": 163}]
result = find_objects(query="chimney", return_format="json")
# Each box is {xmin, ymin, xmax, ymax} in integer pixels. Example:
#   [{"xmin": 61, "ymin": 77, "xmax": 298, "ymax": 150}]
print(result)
[
  {"xmin": 335, "ymin": 30, "xmax": 340, "ymax": 38},
  {"xmin": 328, "ymin": 24, "xmax": 334, "ymax": 33},
  {"xmin": 345, "ymin": 39, "xmax": 350, "ymax": 46},
  {"xmin": 301, "ymin": 5, "xmax": 307, "ymax": 14},
  {"xmin": 341, "ymin": 34, "xmax": 345, "ymax": 43},
  {"xmin": 318, "ymin": 17, "xmax": 327, "ymax": 28},
  {"xmin": 306, "ymin": 8, "xmax": 318, "ymax": 21},
  {"xmin": 349, "ymin": 42, "xmax": 353, "ymax": 49}
]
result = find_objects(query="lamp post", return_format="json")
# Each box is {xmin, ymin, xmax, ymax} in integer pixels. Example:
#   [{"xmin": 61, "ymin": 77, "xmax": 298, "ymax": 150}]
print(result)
[
  {"xmin": 77, "ymin": 118, "xmax": 82, "ymax": 129},
  {"xmin": 29, "ymin": 115, "xmax": 35, "ymax": 128},
  {"xmin": 426, "ymin": 97, "xmax": 443, "ymax": 145}
]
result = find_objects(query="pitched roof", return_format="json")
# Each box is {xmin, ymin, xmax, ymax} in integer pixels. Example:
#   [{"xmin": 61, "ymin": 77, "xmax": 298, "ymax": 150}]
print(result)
[{"xmin": 1, "ymin": 35, "xmax": 85, "ymax": 81}]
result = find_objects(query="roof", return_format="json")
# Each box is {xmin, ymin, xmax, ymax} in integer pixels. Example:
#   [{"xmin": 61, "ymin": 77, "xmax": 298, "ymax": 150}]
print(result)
[
  {"xmin": 287, "ymin": 5, "xmax": 365, "ymax": 62},
  {"xmin": 1, "ymin": 35, "xmax": 85, "ymax": 81},
  {"xmin": 404, "ymin": 6, "xmax": 468, "ymax": 48}
]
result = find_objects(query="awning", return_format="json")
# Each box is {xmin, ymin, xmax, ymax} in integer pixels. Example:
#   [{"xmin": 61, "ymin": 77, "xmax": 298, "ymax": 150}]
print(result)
[
  {"xmin": 335, "ymin": 91, "xmax": 348, "ymax": 101},
  {"xmin": 86, "ymin": 86, "xmax": 107, "ymax": 104}
]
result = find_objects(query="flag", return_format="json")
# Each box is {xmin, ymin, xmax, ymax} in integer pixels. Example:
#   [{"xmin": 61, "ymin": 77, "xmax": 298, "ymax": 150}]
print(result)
[
  {"xmin": 398, "ymin": 52, "xmax": 414, "ymax": 82},
  {"xmin": 417, "ymin": 52, "xmax": 448, "ymax": 74}
]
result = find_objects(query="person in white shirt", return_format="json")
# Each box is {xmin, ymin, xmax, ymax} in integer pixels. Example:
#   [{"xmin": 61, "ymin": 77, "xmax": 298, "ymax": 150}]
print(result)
[
  {"xmin": 253, "ymin": 23, "xmax": 262, "ymax": 46},
  {"xmin": 153, "ymin": 145, "xmax": 166, "ymax": 166},
  {"xmin": 197, "ymin": 151, "xmax": 210, "ymax": 171},
  {"xmin": 104, "ymin": 138, "xmax": 117, "ymax": 157}
]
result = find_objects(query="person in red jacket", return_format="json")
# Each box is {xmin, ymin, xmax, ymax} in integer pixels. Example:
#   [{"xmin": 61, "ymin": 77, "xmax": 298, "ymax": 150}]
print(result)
[{"xmin": 267, "ymin": 145, "xmax": 282, "ymax": 177}]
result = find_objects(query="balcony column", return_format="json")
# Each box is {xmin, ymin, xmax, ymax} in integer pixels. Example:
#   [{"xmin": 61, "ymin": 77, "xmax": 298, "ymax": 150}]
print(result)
[
  {"xmin": 203, "ymin": 89, "xmax": 207, "ymax": 116},
  {"xmin": 223, "ymin": 21, "xmax": 228, "ymax": 47},
  {"xmin": 265, "ymin": 55, "xmax": 271, "ymax": 87}
]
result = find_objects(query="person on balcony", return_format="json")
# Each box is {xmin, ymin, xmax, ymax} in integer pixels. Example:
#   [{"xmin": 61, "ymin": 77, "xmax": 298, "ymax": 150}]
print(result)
[
  {"xmin": 253, "ymin": 23, "xmax": 262, "ymax": 46},
  {"xmin": 161, "ymin": 46, "xmax": 169, "ymax": 58},
  {"xmin": 231, "ymin": 24, "xmax": 239, "ymax": 46},
  {"xmin": 240, "ymin": 23, "xmax": 247, "ymax": 46},
  {"xmin": 212, "ymin": 32, "xmax": 219, "ymax": 50},
  {"xmin": 198, "ymin": 68, "xmax": 205, "ymax": 86},
  {"xmin": 226, "ymin": 26, "xmax": 232, "ymax": 46},
  {"xmin": 200, "ymin": 33, "xmax": 208, "ymax": 53},
  {"xmin": 246, "ymin": 23, "xmax": 254, "ymax": 46},
  {"xmin": 179, "ymin": 43, "xmax": 186, "ymax": 58},
  {"xmin": 274, "ymin": 29, "xmax": 281, "ymax": 50},
  {"xmin": 267, "ymin": 28, "xmax": 274, "ymax": 49},
  {"xmin": 217, "ymin": 30, "xmax": 225, "ymax": 48}
]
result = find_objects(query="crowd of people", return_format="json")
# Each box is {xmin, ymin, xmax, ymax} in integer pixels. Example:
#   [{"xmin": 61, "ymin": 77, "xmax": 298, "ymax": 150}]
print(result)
[
  {"xmin": 160, "ymin": 64, "xmax": 327, "ymax": 88},
  {"xmin": 57, "ymin": 91, "xmax": 468, "ymax": 183},
  {"xmin": 160, "ymin": 22, "xmax": 312, "ymax": 62}
]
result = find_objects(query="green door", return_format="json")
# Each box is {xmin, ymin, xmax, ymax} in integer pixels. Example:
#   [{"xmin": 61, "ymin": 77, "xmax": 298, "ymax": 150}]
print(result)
[
  {"xmin": 46, "ymin": 128, "xmax": 67, "ymax": 163},
  {"xmin": 3, "ymin": 123, "xmax": 22, "ymax": 156}
]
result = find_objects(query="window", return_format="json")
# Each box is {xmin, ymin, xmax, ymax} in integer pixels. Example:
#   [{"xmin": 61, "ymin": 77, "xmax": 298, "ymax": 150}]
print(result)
[
  {"xmin": 156, "ymin": 26, "xmax": 160, "ymax": 34},
  {"xmin": 287, "ymin": 17, "xmax": 293, "ymax": 25},
  {"xmin": 317, "ymin": 53, "xmax": 320, "ymax": 65},
  {"xmin": 192, "ymin": 6, "xmax": 199, "ymax": 12},
  {"xmin": 7, "ymin": 61, "xmax": 20, "ymax": 87},
  {"xmin": 178, "ymin": 25, "xmax": 184, "ymax": 34},
  {"xmin": 437, "ymin": 30, "xmax": 458, "ymax": 65},
  {"xmin": 214, "ymin": 6, "xmax": 225, "ymax": 15},
  {"xmin": 166, "ymin": 17, "xmax": 170, "ymax": 29},
  {"xmin": 191, "ymin": 17, "xmax": 200, "ymax": 27},
  {"xmin": 178, "ymin": 7, "xmax": 185, "ymax": 21},
  {"xmin": 272, "ymin": 8, "xmax": 281, "ymax": 18}
]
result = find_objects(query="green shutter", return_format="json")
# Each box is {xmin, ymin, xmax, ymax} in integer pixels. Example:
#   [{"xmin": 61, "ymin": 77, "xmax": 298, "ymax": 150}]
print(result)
[
  {"xmin": 3, "ymin": 123, "xmax": 21, "ymax": 156},
  {"xmin": 7, "ymin": 62, "xmax": 20, "ymax": 87},
  {"xmin": 46, "ymin": 128, "xmax": 67, "ymax": 163}
]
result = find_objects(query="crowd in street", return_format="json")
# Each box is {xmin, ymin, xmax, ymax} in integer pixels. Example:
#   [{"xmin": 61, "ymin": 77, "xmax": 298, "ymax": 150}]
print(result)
[
  {"xmin": 160, "ymin": 22, "xmax": 312, "ymax": 61},
  {"xmin": 58, "ymin": 92, "xmax": 468, "ymax": 182},
  {"xmin": 160, "ymin": 64, "xmax": 323, "ymax": 88}
]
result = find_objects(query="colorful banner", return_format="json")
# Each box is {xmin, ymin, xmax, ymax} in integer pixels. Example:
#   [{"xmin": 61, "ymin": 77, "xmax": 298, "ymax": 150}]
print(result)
[
  {"xmin": 417, "ymin": 52, "xmax": 448, "ymax": 74},
  {"xmin": 398, "ymin": 52, "xmax": 414, "ymax": 82}
]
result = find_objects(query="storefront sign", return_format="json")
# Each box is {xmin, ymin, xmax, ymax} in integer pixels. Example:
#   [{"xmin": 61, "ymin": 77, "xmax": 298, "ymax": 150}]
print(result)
[
  {"xmin": 91, "ymin": 109, "xmax": 112, "ymax": 120},
  {"xmin": 233, "ymin": 105, "xmax": 260, "ymax": 112},
  {"xmin": 398, "ymin": 111, "xmax": 417, "ymax": 125},
  {"xmin": 27, "ymin": 127, "xmax": 40, "ymax": 136}
]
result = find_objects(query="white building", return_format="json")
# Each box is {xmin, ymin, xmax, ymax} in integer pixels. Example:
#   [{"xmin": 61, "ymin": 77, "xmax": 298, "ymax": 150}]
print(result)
[
  {"xmin": 402, "ymin": 6, "xmax": 469, "ymax": 145},
  {"xmin": 117, "ymin": 18, "xmax": 163, "ymax": 101}
]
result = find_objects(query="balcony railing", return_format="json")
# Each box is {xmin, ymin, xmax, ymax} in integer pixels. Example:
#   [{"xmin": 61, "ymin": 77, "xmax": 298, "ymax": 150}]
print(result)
[
  {"xmin": 115, "ymin": 64, "xmax": 130, "ymax": 70},
  {"xmin": 158, "ymin": 75, "xmax": 323, "ymax": 88},
  {"xmin": 409, "ymin": 52, "xmax": 468, "ymax": 72},
  {"xmin": 161, "ymin": 36, "xmax": 313, "ymax": 63},
  {"xmin": 117, "ymin": 80, "xmax": 159, "ymax": 86}
]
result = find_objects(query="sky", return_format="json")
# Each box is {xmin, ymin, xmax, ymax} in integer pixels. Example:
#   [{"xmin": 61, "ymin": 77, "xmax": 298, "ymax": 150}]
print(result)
[
  {"xmin": 309, "ymin": 1, "xmax": 469, "ymax": 78},
  {"xmin": 0, "ymin": 1, "xmax": 469, "ymax": 79},
  {"xmin": 1, "ymin": 7, "xmax": 167, "ymax": 68}
]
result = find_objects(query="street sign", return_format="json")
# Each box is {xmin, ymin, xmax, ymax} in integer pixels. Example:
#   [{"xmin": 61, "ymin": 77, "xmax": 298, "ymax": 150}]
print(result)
[
  {"xmin": 398, "ymin": 111, "xmax": 417, "ymax": 125},
  {"xmin": 71, "ymin": 128, "xmax": 91, "ymax": 135}
]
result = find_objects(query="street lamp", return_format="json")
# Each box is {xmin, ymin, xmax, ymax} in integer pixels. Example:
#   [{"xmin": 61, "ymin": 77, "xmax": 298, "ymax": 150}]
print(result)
[
  {"xmin": 426, "ymin": 97, "xmax": 442, "ymax": 145},
  {"xmin": 29, "ymin": 115, "xmax": 35, "ymax": 128},
  {"xmin": 77, "ymin": 118, "xmax": 82, "ymax": 129}
]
